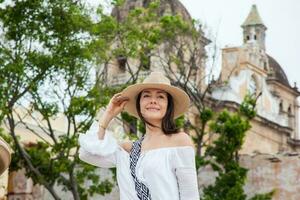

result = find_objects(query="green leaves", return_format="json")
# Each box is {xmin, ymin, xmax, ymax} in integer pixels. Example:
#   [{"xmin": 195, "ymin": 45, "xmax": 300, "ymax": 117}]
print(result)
[
  {"xmin": 175, "ymin": 115, "xmax": 185, "ymax": 129},
  {"xmin": 0, "ymin": 0, "xmax": 42, "ymax": 40},
  {"xmin": 160, "ymin": 15, "xmax": 190, "ymax": 39},
  {"xmin": 202, "ymin": 95, "xmax": 273, "ymax": 200},
  {"xmin": 207, "ymin": 96, "xmax": 256, "ymax": 163},
  {"xmin": 67, "ymin": 96, "xmax": 93, "ymax": 116},
  {"xmin": 0, "ymin": 0, "xmax": 115, "ymax": 199},
  {"xmin": 25, "ymin": 142, "xmax": 56, "ymax": 184},
  {"xmin": 249, "ymin": 191, "xmax": 275, "ymax": 200},
  {"xmin": 111, "ymin": 0, "xmax": 125, "ymax": 6},
  {"xmin": 34, "ymin": 101, "xmax": 59, "ymax": 119},
  {"xmin": 203, "ymin": 164, "xmax": 248, "ymax": 200},
  {"xmin": 200, "ymin": 108, "xmax": 213, "ymax": 124},
  {"xmin": 239, "ymin": 94, "xmax": 257, "ymax": 119}
]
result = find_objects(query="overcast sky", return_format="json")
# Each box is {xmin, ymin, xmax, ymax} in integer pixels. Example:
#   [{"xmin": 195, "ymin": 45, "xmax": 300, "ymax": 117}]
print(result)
[{"xmin": 180, "ymin": 0, "xmax": 300, "ymax": 88}]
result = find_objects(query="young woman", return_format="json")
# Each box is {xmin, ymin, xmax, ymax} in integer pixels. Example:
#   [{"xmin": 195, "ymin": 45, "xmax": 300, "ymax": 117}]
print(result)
[{"xmin": 79, "ymin": 71, "xmax": 199, "ymax": 200}]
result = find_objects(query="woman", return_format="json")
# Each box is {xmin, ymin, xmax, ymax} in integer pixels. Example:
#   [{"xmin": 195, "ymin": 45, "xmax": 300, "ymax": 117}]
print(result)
[{"xmin": 79, "ymin": 71, "xmax": 199, "ymax": 200}]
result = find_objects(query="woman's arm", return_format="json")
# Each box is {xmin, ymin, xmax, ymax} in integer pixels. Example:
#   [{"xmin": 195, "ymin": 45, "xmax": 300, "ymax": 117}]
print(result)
[
  {"xmin": 172, "ymin": 133, "xmax": 200, "ymax": 200},
  {"xmin": 97, "ymin": 110, "xmax": 114, "ymax": 140},
  {"xmin": 78, "ymin": 120, "xmax": 119, "ymax": 168},
  {"xmin": 97, "ymin": 92, "xmax": 129, "ymax": 140},
  {"xmin": 175, "ymin": 166, "xmax": 199, "ymax": 200},
  {"xmin": 79, "ymin": 92, "xmax": 129, "ymax": 167}
]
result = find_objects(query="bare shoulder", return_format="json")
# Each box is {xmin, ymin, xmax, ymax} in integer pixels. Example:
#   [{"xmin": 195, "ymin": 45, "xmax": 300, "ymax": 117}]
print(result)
[
  {"xmin": 120, "ymin": 141, "xmax": 133, "ymax": 153},
  {"xmin": 171, "ymin": 132, "xmax": 194, "ymax": 148}
]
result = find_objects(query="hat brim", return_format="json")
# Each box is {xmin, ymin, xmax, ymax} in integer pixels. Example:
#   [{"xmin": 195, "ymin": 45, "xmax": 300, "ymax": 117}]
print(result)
[
  {"xmin": 0, "ymin": 137, "xmax": 11, "ymax": 175},
  {"xmin": 121, "ymin": 83, "xmax": 190, "ymax": 119}
]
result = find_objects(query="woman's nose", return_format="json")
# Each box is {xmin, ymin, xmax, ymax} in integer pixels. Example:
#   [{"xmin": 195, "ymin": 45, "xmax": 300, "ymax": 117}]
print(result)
[{"xmin": 150, "ymin": 97, "xmax": 157, "ymax": 104}]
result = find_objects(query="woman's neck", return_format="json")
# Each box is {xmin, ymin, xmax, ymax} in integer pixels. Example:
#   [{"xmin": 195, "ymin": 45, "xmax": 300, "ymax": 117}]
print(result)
[{"xmin": 144, "ymin": 120, "xmax": 165, "ymax": 139}]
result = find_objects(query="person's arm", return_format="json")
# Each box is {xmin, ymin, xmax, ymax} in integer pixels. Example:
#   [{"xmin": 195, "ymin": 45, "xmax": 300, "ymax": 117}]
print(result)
[
  {"xmin": 97, "ymin": 110, "xmax": 114, "ymax": 140},
  {"xmin": 78, "ymin": 119, "xmax": 118, "ymax": 168},
  {"xmin": 174, "ymin": 148, "xmax": 199, "ymax": 200},
  {"xmin": 97, "ymin": 92, "xmax": 129, "ymax": 140},
  {"xmin": 172, "ymin": 133, "xmax": 200, "ymax": 200},
  {"xmin": 79, "ymin": 92, "xmax": 129, "ymax": 168}
]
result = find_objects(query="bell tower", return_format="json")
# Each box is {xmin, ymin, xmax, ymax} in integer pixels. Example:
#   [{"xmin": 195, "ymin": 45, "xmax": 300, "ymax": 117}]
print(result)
[{"xmin": 241, "ymin": 5, "xmax": 267, "ymax": 50}]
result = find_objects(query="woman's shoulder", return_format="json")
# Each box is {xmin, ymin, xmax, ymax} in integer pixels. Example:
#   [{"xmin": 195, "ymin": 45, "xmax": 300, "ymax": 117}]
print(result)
[
  {"xmin": 169, "ymin": 132, "xmax": 196, "ymax": 168},
  {"xmin": 170, "ymin": 132, "xmax": 194, "ymax": 148}
]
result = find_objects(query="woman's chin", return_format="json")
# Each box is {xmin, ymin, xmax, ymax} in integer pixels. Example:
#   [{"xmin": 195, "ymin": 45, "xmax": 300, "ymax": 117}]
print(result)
[{"xmin": 143, "ymin": 114, "xmax": 163, "ymax": 121}]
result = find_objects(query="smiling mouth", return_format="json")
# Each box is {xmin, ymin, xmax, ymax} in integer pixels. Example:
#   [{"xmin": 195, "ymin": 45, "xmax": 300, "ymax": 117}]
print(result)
[{"xmin": 147, "ymin": 108, "xmax": 160, "ymax": 111}]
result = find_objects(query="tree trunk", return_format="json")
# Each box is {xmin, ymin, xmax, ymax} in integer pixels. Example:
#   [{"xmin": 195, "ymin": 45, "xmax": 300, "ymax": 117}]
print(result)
[
  {"xmin": 7, "ymin": 112, "xmax": 61, "ymax": 200},
  {"xmin": 70, "ymin": 168, "xmax": 80, "ymax": 200}
]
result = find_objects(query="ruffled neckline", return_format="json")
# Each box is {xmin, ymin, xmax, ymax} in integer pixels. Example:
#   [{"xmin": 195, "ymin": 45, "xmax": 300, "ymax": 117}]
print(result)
[{"xmin": 119, "ymin": 145, "xmax": 194, "ymax": 155}]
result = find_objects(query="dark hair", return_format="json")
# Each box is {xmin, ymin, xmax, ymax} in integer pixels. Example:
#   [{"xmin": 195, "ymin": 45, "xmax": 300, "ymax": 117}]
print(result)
[{"xmin": 136, "ymin": 91, "xmax": 179, "ymax": 135}]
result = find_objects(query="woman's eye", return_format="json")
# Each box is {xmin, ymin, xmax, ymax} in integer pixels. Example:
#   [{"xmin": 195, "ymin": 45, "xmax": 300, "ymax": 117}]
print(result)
[
  {"xmin": 159, "ymin": 96, "xmax": 164, "ymax": 99},
  {"xmin": 143, "ymin": 95, "xmax": 149, "ymax": 98}
]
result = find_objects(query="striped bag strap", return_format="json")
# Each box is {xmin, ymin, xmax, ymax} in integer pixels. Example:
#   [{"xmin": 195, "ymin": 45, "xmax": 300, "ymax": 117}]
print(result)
[{"xmin": 129, "ymin": 136, "xmax": 152, "ymax": 200}]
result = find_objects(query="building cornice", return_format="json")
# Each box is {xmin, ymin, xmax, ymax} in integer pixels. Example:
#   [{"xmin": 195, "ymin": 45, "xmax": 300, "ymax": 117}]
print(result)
[
  {"xmin": 266, "ymin": 79, "xmax": 300, "ymax": 96},
  {"xmin": 209, "ymin": 98, "xmax": 293, "ymax": 137},
  {"xmin": 287, "ymin": 138, "xmax": 300, "ymax": 147}
]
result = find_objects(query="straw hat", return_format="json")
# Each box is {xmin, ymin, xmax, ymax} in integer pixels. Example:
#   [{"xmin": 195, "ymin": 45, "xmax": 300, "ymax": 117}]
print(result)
[
  {"xmin": 0, "ymin": 137, "xmax": 11, "ymax": 175},
  {"xmin": 121, "ymin": 71, "xmax": 190, "ymax": 119}
]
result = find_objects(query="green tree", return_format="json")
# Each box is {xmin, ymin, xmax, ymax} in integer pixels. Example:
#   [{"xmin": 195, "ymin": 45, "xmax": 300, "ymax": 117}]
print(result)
[
  {"xmin": 202, "ymin": 95, "xmax": 274, "ymax": 200},
  {"xmin": 0, "ymin": 0, "xmax": 117, "ymax": 199}
]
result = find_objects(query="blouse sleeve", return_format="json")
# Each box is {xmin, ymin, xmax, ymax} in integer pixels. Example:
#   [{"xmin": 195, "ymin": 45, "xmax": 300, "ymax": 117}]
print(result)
[
  {"xmin": 78, "ymin": 120, "xmax": 119, "ymax": 168},
  {"xmin": 172, "ymin": 147, "xmax": 200, "ymax": 200}
]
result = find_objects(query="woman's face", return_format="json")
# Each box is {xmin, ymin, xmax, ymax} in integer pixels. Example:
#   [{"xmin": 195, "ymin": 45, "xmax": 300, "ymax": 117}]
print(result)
[{"xmin": 140, "ymin": 88, "xmax": 168, "ymax": 121}]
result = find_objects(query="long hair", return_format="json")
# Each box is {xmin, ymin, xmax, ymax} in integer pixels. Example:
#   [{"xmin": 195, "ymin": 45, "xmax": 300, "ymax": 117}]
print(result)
[{"xmin": 136, "ymin": 91, "xmax": 179, "ymax": 135}]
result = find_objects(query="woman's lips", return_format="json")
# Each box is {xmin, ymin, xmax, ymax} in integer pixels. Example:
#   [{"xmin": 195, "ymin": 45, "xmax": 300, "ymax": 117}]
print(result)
[{"xmin": 146, "ymin": 108, "xmax": 160, "ymax": 111}]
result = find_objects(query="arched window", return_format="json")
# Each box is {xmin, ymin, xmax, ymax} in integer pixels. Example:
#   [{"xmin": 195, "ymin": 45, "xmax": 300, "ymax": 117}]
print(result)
[
  {"xmin": 248, "ymin": 76, "xmax": 257, "ymax": 96},
  {"xmin": 279, "ymin": 100, "xmax": 283, "ymax": 112},
  {"xmin": 263, "ymin": 61, "xmax": 268, "ymax": 71},
  {"xmin": 117, "ymin": 55, "xmax": 127, "ymax": 71},
  {"xmin": 288, "ymin": 105, "xmax": 292, "ymax": 115}
]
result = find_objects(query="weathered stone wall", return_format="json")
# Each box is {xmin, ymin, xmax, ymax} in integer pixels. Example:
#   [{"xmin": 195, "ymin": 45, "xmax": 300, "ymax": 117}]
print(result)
[
  {"xmin": 240, "ymin": 153, "xmax": 300, "ymax": 200},
  {"xmin": 198, "ymin": 153, "xmax": 300, "ymax": 200}
]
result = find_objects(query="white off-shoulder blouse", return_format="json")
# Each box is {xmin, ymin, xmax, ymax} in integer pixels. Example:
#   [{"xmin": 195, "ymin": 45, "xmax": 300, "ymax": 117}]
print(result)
[{"xmin": 78, "ymin": 120, "xmax": 199, "ymax": 200}]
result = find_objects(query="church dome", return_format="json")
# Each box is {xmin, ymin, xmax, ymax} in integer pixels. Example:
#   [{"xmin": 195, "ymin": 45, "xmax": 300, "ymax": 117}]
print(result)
[
  {"xmin": 111, "ymin": 0, "xmax": 192, "ymax": 22},
  {"xmin": 267, "ymin": 55, "xmax": 291, "ymax": 88}
]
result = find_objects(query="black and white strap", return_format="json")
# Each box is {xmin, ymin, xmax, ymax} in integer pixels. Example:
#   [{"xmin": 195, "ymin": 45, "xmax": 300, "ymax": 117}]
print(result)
[{"xmin": 130, "ymin": 136, "xmax": 152, "ymax": 200}]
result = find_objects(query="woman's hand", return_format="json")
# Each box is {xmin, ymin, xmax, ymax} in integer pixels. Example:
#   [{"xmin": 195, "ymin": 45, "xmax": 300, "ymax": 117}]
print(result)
[
  {"xmin": 96, "ymin": 92, "xmax": 129, "ymax": 138},
  {"xmin": 105, "ymin": 92, "xmax": 129, "ymax": 118}
]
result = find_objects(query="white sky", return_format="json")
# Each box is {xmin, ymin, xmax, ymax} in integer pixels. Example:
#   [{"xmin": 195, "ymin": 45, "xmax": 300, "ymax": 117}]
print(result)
[{"xmin": 180, "ymin": 0, "xmax": 300, "ymax": 88}]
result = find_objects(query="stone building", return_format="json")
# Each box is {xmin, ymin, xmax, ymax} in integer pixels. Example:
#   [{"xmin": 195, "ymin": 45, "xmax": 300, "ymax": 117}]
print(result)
[{"xmin": 211, "ymin": 5, "xmax": 300, "ymax": 154}]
